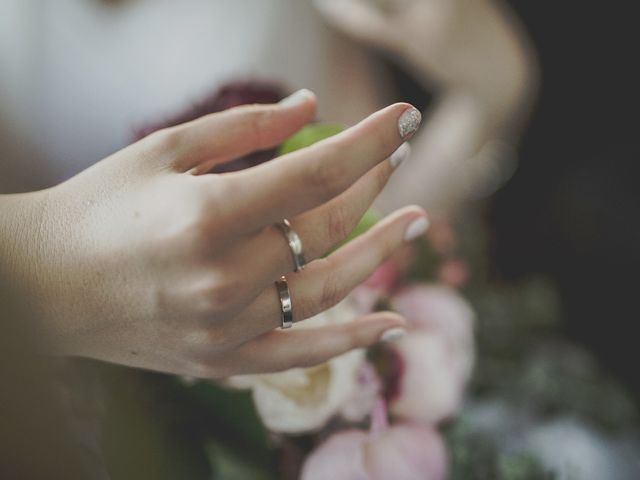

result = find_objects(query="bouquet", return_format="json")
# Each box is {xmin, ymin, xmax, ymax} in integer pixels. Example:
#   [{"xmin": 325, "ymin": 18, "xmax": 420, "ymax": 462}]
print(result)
[{"xmin": 95, "ymin": 82, "xmax": 638, "ymax": 480}]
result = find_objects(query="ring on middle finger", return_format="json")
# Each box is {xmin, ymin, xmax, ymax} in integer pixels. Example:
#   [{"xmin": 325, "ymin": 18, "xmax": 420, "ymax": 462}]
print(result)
[{"xmin": 276, "ymin": 218, "xmax": 307, "ymax": 272}]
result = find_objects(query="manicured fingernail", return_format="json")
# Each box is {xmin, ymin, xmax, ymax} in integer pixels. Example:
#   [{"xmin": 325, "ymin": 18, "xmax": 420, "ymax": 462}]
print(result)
[
  {"xmin": 398, "ymin": 107, "xmax": 421, "ymax": 139},
  {"xmin": 404, "ymin": 217, "xmax": 429, "ymax": 242},
  {"xmin": 390, "ymin": 142, "xmax": 411, "ymax": 169},
  {"xmin": 380, "ymin": 327, "xmax": 407, "ymax": 343},
  {"xmin": 279, "ymin": 88, "xmax": 315, "ymax": 107}
]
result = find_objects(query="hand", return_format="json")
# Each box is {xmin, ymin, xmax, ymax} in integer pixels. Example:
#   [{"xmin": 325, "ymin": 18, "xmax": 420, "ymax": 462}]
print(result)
[
  {"xmin": 314, "ymin": 0, "xmax": 538, "ymax": 211},
  {"xmin": 0, "ymin": 90, "xmax": 427, "ymax": 378},
  {"xmin": 314, "ymin": 0, "xmax": 534, "ymax": 102}
]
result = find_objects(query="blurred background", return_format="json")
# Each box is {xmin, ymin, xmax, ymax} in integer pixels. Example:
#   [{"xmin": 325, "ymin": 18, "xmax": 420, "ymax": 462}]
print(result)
[
  {"xmin": 1, "ymin": 1, "xmax": 639, "ymax": 478},
  {"xmin": 490, "ymin": 0, "xmax": 640, "ymax": 398}
]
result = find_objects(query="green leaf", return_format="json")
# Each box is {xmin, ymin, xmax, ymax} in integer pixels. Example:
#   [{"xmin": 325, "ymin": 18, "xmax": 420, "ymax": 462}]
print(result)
[
  {"xmin": 277, "ymin": 123, "xmax": 344, "ymax": 155},
  {"xmin": 332, "ymin": 209, "xmax": 381, "ymax": 254},
  {"xmin": 278, "ymin": 123, "xmax": 382, "ymax": 252},
  {"xmin": 206, "ymin": 441, "xmax": 278, "ymax": 480},
  {"xmin": 187, "ymin": 381, "xmax": 272, "ymax": 462}
]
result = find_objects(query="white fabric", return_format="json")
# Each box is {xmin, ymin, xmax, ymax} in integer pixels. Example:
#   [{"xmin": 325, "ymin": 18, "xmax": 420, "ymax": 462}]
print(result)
[{"xmin": 0, "ymin": 0, "xmax": 387, "ymax": 191}]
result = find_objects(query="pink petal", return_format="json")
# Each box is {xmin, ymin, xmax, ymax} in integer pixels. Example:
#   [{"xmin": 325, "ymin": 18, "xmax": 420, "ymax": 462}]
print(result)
[
  {"xmin": 301, "ymin": 430, "xmax": 370, "ymax": 480},
  {"xmin": 367, "ymin": 424, "xmax": 448, "ymax": 480}
]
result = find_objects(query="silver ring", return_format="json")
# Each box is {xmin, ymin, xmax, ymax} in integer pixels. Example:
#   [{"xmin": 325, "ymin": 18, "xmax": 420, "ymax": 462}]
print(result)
[
  {"xmin": 275, "ymin": 276, "xmax": 293, "ymax": 329},
  {"xmin": 276, "ymin": 219, "xmax": 306, "ymax": 272}
]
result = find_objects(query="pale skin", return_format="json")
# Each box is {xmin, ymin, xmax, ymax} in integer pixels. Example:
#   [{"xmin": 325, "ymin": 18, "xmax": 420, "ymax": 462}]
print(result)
[
  {"xmin": 0, "ymin": 91, "xmax": 427, "ymax": 378},
  {"xmin": 315, "ymin": 0, "xmax": 537, "ymax": 211}
]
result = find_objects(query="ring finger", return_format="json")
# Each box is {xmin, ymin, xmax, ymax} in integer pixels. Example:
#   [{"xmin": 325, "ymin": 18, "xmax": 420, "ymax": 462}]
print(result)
[
  {"xmin": 216, "ymin": 142, "xmax": 411, "ymax": 309},
  {"xmin": 221, "ymin": 205, "xmax": 428, "ymax": 343}
]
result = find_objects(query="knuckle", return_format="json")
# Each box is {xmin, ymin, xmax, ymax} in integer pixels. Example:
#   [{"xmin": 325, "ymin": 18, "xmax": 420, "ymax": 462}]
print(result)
[
  {"xmin": 209, "ymin": 281, "xmax": 243, "ymax": 312},
  {"xmin": 144, "ymin": 202, "xmax": 206, "ymax": 255},
  {"xmin": 143, "ymin": 126, "xmax": 184, "ymax": 155},
  {"xmin": 318, "ymin": 271, "xmax": 344, "ymax": 312},
  {"xmin": 200, "ymin": 176, "xmax": 233, "ymax": 217},
  {"xmin": 296, "ymin": 260, "xmax": 343, "ymax": 319},
  {"xmin": 179, "ymin": 208, "xmax": 213, "ymax": 253},
  {"xmin": 185, "ymin": 211, "xmax": 209, "ymax": 242},
  {"xmin": 183, "ymin": 327, "xmax": 226, "ymax": 352},
  {"xmin": 179, "ymin": 180, "xmax": 230, "ymax": 250},
  {"xmin": 196, "ymin": 275, "xmax": 245, "ymax": 314}
]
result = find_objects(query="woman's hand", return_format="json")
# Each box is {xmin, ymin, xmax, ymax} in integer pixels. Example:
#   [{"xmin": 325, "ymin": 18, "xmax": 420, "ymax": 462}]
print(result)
[
  {"xmin": 315, "ymin": 0, "xmax": 535, "ymax": 106},
  {"xmin": 0, "ymin": 90, "xmax": 426, "ymax": 378},
  {"xmin": 314, "ymin": 0, "xmax": 538, "ymax": 211}
]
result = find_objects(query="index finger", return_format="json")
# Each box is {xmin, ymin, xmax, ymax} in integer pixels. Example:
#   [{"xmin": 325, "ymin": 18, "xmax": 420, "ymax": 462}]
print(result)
[{"xmin": 221, "ymin": 103, "xmax": 421, "ymax": 233}]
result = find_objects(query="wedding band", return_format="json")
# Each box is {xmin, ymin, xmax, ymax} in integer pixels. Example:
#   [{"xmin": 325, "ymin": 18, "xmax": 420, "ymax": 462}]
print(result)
[
  {"xmin": 276, "ymin": 219, "xmax": 307, "ymax": 272},
  {"xmin": 275, "ymin": 276, "xmax": 294, "ymax": 329}
]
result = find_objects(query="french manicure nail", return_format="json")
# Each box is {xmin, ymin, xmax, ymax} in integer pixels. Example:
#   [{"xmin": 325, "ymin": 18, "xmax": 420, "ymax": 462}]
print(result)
[
  {"xmin": 279, "ymin": 88, "xmax": 315, "ymax": 107},
  {"xmin": 397, "ymin": 107, "xmax": 422, "ymax": 139},
  {"xmin": 404, "ymin": 217, "xmax": 429, "ymax": 242},
  {"xmin": 380, "ymin": 327, "xmax": 407, "ymax": 343},
  {"xmin": 390, "ymin": 142, "xmax": 411, "ymax": 169}
]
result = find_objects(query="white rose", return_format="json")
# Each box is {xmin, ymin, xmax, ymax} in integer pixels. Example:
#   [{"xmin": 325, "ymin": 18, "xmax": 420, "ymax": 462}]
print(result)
[{"xmin": 226, "ymin": 299, "xmax": 365, "ymax": 434}]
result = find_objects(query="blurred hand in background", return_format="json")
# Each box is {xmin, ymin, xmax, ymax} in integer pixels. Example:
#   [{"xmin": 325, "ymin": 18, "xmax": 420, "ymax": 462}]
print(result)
[{"xmin": 315, "ymin": 0, "xmax": 538, "ymax": 213}]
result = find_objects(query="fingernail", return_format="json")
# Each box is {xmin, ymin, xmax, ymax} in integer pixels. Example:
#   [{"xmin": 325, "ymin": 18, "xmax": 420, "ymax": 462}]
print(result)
[
  {"xmin": 404, "ymin": 217, "xmax": 429, "ymax": 242},
  {"xmin": 279, "ymin": 88, "xmax": 315, "ymax": 107},
  {"xmin": 397, "ymin": 107, "xmax": 421, "ymax": 139},
  {"xmin": 390, "ymin": 142, "xmax": 411, "ymax": 169},
  {"xmin": 380, "ymin": 327, "xmax": 407, "ymax": 343}
]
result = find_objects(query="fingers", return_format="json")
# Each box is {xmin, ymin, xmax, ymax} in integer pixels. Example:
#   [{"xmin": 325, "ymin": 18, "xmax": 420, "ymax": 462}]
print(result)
[
  {"xmin": 226, "ymin": 206, "xmax": 427, "ymax": 340},
  {"xmin": 279, "ymin": 143, "xmax": 411, "ymax": 261},
  {"xmin": 221, "ymin": 103, "xmax": 422, "ymax": 234},
  {"xmin": 234, "ymin": 312, "xmax": 407, "ymax": 373},
  {"xmin": 220, "ymin": 143, "xmax": 410, "ymax": 297},
  {"xmin": 287, "ymin": 206, "xmax": 428, "ymax": 321},
  {"xmin": 149, "ymin": 89, "xmax": 317, "ymax": 173}
]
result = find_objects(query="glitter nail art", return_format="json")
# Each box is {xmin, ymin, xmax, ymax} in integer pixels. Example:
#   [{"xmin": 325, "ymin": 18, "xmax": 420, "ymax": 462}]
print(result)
[{"xmin": 397, "ymin": 107, "xmax": 422, "ymax": 139}]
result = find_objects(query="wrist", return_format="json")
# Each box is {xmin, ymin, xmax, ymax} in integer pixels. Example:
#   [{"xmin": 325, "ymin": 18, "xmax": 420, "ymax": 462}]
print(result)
[
  {"xmin": 0, "ymin": 190, "xmax": 50, "ymax": 277},
  {"xmin": 0, "ymin": 188, "xmax": 74, "ymax": 351}
]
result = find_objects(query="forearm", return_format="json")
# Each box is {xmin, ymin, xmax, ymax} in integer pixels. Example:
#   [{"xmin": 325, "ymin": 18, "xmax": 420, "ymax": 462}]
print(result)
[
  {"xmin": 0, "ymin": 189, "xmax": 70, "ymax": 346},
  {"xmin": 402, "ymin": 0, "xmax": 538, "ymax": 137},
  {"xmin": 0, "ymin": 191, "xmax": 48, "ymax": 284},
  {"xmin": 377, "ymin": 1, "xmax": 538, "ymax": 213}
]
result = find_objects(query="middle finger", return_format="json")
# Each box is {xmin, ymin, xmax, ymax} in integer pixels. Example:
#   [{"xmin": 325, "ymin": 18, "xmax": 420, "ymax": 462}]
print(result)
[
  {"xmin": 221, "ymin": 143, "xmax": 411, "ymax": 294},
  {"xmin": 220, "ymin": 103, "xmax": 421, "ymax": 235},
  {"xmin": 220, "ymin": 205, "xmax": 427, "ymax": 343}
]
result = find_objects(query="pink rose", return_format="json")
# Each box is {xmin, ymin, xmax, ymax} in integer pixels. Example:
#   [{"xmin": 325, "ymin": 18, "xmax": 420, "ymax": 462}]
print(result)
[
  {"xmin": 302, "ymin": 400, "xmax": 447, "ymax": 480},
  {"xmin": 391, "ymin": 284, "xmax": 474, "ymax": 347},
  {"xmin": 352, "ymin": 246, "xmax": 415, "ymax": 313},
  {"xmin": 438, "ymin": 259, "xmax": 469, "ymax": 288},
  {"xmin": 388, "ymin": 285, "xmax": 475, "ymax": 424},
  {"xmin": 425, "ymin": 218, "xmax": 457, "ymax": 254}
]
